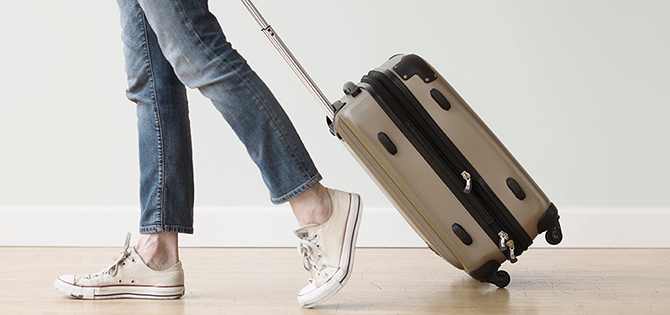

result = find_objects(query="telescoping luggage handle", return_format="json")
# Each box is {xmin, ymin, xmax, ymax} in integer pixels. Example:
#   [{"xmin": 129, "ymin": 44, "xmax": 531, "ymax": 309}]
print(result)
[{"xmin": 241, "ymin": 0, "xmax": 336, "ymax": 119}]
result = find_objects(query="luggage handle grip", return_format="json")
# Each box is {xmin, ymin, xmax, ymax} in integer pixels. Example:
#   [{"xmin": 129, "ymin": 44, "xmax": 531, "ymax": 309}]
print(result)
[{"xmin": 241, "ymin": 0, "xmax": 335, "ymax": 119}]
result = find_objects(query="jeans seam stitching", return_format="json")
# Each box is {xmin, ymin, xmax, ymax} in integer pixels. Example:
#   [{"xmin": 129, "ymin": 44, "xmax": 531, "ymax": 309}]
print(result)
[{"xmin": 140, "ymin": 10, "xmax": 165, "ymax": 227}]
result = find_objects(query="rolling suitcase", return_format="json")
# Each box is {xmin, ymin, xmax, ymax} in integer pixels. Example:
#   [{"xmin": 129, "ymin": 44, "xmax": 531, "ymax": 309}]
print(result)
[{"xmin": 242, "ymin": 0, "xmax": 563, "ymax": 288}]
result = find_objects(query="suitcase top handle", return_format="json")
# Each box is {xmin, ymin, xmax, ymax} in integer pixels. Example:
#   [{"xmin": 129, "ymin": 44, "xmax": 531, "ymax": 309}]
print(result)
[{"xmin": 241, "ymin": 0, "xmax": 336, "ymax": 119}]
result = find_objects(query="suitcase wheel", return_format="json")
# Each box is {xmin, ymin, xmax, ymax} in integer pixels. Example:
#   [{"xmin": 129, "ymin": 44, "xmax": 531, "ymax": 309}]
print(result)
[
  {"xmin": 544, "ymin": 221, "xmax": 563, "ymax": 245},
  {"xmin": 487, "ymin": 270, "xmax": 511, "ymax": 288}
]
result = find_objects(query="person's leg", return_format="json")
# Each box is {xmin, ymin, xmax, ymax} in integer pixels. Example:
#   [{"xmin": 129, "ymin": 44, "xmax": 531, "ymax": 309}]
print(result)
[
  {"xmin": 121, "ymin": 0, "xmax": 193, "ymax": 271},
  {"xmin": 135, "ymin": 0, "xmax": 362, "ymax": 307},
  {"xmin": 53, "ymin": 0, "xmax": 190, "ymax": 299},
  {"xmin": 137, "ymin": 0, "xmax": 322, "ymax": 204},
  {"xmin": 135, "ymin": 0, "xmax": 329, "ymax": 269}
]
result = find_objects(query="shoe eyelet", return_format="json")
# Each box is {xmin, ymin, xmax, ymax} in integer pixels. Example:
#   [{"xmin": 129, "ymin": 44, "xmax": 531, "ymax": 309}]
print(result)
[
  {"xmin": 118, "ymin": 279, "xmax": 122, "ymax": 283},
  {"xmin": 122, "ymin": 262, "xmax": 126, "ymax": 266},
  {"xmin": 131, "ymin": 279, "xmax": 135, "ymax": 284}
]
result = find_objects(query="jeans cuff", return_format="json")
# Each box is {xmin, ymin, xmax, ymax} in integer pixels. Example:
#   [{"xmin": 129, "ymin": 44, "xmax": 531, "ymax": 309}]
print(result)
[
  {"xmin": 271, "ymin": 174, "xmax": 323, "ymax": 205},
  {"xmin": 140, "ymin": 225, "xmax": 194, "ymax": 234}
]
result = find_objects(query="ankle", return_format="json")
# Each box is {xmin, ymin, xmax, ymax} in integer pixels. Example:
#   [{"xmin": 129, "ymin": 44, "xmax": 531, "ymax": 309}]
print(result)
[
  {"xmin": 135, "ymin": 232, "xmax": 179, "ymax": 271},
  {"xmin": 290, "ymin": 184, "xmax": 332, "ymax": 227}
]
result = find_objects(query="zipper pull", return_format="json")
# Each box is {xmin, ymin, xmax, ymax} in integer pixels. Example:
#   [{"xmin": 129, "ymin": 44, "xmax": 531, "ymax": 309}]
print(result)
[
  {"xmin": 506, "ymin": 240, "xmax": 518, "ymax": 263},
  {"xmin": 461, "ymin": 171, "xmax": 472, "ymax": 194},
  {"xmin": 498, "ymin": 231, "xmax": 509, "ymax": 252},
  {"xmin": 499, "ymin": 230, "xmax": 519, "ymax": 263}
]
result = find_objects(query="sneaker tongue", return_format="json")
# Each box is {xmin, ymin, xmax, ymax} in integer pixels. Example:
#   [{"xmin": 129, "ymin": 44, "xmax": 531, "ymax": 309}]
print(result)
[{"xmin": 294, "ymin": 224, "xmax": 319, "ymax": 239}]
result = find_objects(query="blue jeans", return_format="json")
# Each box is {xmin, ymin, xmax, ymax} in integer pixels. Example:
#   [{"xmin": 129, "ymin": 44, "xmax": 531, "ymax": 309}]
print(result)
[{"xmin": 116, "ymin": 0, "xmax": 322, "ymax": 234}]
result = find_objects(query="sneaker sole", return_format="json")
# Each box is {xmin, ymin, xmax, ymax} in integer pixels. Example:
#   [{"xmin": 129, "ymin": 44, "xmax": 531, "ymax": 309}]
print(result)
[
  {"xmin": 298, "ymin": 193, "xmax": 363, "ymax": 308},
  {"xmin": 54, "ymin": 278, "xmax": 184, "ymax": 300}
]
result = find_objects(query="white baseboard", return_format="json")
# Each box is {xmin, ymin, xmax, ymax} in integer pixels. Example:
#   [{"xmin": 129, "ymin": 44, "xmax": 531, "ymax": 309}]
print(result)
[{"xmin": 1, "ymin": 206, "xmax": 667, "ymax": 248}]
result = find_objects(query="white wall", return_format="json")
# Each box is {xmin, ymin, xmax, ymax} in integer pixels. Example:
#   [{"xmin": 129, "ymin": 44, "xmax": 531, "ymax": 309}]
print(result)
[{"xmin": 1, "ymin": 1, "xmax": 668, "ymax": 247}]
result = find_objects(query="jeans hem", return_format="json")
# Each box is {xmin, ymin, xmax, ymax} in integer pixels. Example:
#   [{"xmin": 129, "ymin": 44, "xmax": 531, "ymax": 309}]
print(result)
[
  {"xmin": 140, "ymin": 225, "xmax": 194, "ymax": 234},
  {"xmin": 271, "ymin": 174, "xmax": 323, "ymax": 205}
]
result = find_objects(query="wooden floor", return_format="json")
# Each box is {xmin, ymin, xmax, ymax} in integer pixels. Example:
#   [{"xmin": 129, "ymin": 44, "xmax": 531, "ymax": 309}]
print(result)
[{"xmin": 1, "ymin": 247, "xmax": 669, "ymax": 315}]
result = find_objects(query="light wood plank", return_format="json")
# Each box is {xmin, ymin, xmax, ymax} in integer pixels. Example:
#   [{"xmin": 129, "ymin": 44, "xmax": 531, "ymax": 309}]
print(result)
[{"xmin": 1, "ymin": 247, "xmax": 669, "ymax": 314}]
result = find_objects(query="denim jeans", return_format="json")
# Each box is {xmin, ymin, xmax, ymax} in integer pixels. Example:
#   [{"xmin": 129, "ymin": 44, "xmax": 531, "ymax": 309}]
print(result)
[{"xmin": 116, "ymin": 0, "xmax": 322, "ymax": 234}]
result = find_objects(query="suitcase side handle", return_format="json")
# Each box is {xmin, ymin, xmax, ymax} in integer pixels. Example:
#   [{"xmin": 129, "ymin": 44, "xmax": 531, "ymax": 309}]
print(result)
[{"xmin": 241, "ymin": 0, "xmax": 335, "ymax": 119}]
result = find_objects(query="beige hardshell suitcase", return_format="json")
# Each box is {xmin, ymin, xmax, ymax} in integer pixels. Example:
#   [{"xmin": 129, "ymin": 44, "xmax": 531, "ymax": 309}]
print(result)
[
  {"xmin": 243, "ymin": 1, "xmax": 562, "ymax": 287},
  {"xmin": 333, "ymin": 54, "xmax": 562, "ymax": 286}
]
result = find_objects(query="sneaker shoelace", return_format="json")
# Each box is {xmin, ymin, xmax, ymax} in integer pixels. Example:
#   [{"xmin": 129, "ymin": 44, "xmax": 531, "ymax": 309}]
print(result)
[
  {"xmin": 296, "ymin": 231, "xmax": 328, "ymax": 283},
  {"xmin": 85, "ymin": 233, "xmax": 135, "ymax": 280}
]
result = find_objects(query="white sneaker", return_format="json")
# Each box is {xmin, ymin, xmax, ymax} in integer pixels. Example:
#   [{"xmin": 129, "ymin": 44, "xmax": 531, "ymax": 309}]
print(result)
[
  {"xmin": 294, "ymin": 188, "xmax": 363, "ymax": 308},
  {"xmin": 53, "ymin": 233, "xmax": 185, "ymax": 299}
]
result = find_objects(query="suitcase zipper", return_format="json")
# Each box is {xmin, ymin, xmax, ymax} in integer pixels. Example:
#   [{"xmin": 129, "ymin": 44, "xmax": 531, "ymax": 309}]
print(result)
[
  {"xmin": 461, "ymin": 171, "xmax": 472, "ymax": 194},
  {"xmin": 359, "ymin": 70, "xmax": 531, "ymax": 262},
  {"xmin": 497, "ymin": 231, "xmax": 518, "ymax": 263}
]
